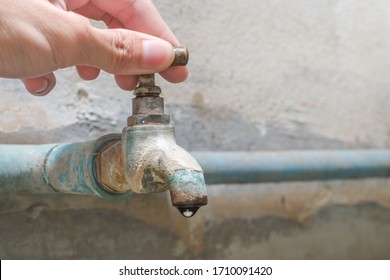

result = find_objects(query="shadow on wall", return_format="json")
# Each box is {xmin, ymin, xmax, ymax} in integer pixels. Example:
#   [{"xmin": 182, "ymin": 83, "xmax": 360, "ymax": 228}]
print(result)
[
  {"xmin": 1, "ymin": 90, "xmax": 353, "ymax": 150},
  {"xmin": 167, "ymin": 92, "xmax": 354, "ymax": 151}
]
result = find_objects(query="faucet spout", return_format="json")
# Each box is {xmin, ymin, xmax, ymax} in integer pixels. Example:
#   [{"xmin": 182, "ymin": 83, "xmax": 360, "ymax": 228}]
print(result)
[
  {"xmin": 168, "ymin": 169, "xmax": 207, "ymax": 217},
  {"xmin": 122, "ymin": 124, "xmax": 208, "ymax": 217},
  {"xmin": 95, "ymin": 124, "xmax": 208, "ymax": 217}
]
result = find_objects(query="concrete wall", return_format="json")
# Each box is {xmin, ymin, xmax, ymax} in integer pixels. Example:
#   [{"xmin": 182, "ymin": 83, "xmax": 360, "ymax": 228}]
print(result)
[{"xmin": 1, "ymin": 0, "xmax": 390, "ymax": 259}]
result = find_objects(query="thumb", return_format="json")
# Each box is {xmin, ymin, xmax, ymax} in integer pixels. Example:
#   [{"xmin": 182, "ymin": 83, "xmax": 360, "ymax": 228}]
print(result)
[{"xmin": 80, "ymin": 28, "xmax": 175, "ymax": 75}]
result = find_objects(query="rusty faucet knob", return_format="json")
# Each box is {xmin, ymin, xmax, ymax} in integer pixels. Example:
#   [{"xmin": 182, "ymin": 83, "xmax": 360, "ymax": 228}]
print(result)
[
  {"xmin": 135, "ymin": 47, "xmax": 188, "ymax": 96},
  {"xmin": 171, "ymin": 47, "xmax": 189, "ymax": 66}
]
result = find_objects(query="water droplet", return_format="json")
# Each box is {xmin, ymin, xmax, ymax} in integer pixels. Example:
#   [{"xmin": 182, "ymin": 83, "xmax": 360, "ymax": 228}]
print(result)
[{"xmin": 177, "ymin": 206, "xmax": 199, "ymax": 218}]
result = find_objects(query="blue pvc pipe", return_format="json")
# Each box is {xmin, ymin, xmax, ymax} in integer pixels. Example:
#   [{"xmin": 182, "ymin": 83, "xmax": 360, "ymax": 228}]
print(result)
[
  {"xmin": 1, "ymin": 140, "xmax": 390, "ymax": 196},
  {"xmin": 192, "ymin": 150, "xmax": 390, "ymax": 184},
  {"xmin": 0, "ymin": 144, "xmax": 57, "ymax": 194},
  {"xmin": 0, "ymin": 134, "xmax": 129, "ymax": 198}
]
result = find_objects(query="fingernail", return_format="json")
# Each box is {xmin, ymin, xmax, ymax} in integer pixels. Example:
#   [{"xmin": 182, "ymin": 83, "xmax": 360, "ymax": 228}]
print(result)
[
  {"xmin": 31, "ymin": 79, "xmax": 49, "ymax": 96},
  {"xmin": 141, "ymin": 40, "xmax": 173, "ymax": 69}
]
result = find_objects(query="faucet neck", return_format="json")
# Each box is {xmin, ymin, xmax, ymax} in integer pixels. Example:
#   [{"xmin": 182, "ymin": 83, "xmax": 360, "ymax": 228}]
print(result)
[{"xmin": 128, "ymin": 74, "xmax": 170, "ymax": 126}]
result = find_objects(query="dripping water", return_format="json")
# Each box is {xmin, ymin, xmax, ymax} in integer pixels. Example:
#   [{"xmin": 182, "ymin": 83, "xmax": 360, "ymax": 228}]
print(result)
[{"xmin": 177, "ymin": 206, "xmax": 200, "ymax": 218}]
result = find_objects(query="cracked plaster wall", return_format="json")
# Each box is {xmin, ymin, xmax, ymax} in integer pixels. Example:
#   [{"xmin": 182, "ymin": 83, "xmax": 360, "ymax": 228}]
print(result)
[{"xmin": 1, "ymin": 0, "xmax": 390, "ymax": 259}]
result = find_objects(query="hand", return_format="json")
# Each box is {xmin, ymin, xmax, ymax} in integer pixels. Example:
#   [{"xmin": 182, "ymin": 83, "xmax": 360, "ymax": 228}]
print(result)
[{"xmin": 0, "ymin": 0, "xmax": 188, "ymax": 95}]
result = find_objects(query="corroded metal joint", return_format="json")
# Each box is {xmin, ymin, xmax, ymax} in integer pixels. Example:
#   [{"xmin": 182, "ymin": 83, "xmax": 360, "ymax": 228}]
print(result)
[
  {"xmin": 127, "ymin": 115, "xmax": 170, "ymax": 126},
  {"xmin": 130, "ymin": 47, "xmax": 189, "ymax": 125},
  {"xmin": 133, "ymin": 74, "xmax": 161, "ymax": 97}
]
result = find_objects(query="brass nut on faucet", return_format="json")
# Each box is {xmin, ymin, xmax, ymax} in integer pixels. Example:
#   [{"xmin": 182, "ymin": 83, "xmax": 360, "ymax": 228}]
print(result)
[{"xmin": 171, "ymin": 47, "xmax": 189, "ymax": 66}]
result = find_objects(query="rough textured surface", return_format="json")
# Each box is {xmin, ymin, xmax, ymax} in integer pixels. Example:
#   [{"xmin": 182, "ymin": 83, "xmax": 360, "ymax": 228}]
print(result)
[
  {"xmin": 1, "ymin": 186, "xmax": 390, "ymax": 259},
  {"xmin": 1, "ymin": 0, "xmax": 390, "ymax": 259}
]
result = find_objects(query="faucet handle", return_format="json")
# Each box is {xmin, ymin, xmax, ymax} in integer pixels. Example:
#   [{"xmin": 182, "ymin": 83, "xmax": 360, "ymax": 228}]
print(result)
[
  {"xmin": 171, "ymin": 47, "xmax": 189, "ymax": 66},
  {"xmin": 135, "ymin": 46, "xmax": 189, "ymax": 96},
  {"xmin": 131, "ymin": 47, "xmax": 189, "ymax": 119}
]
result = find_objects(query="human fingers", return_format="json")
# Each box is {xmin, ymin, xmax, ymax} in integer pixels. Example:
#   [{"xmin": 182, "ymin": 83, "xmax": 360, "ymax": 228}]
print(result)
[
  {"xmin": 85, "ymin": 28, "xmax": 173, "ymax": 75},
  {"xmin": 67, "ymin": 0, "xmax": 177, "ymax": 42},
  {"xmin": 114, "ymin": 74, "xmax": 139, "ymax": 90},
  {"xmin": 159, "ymin": 66, "xmax": 189, "ymax": 84},
  {"xmin": 48, "ymin": 0, "xmax": 67, "ymax": 10},
  {"xmin": 76, "ymin": 66, "xmax": 101, "ymax": 80},
  {"xmin": 96, "ymin": 11, "xmax": 189, "ymax": 84},
  {"xmin": 21, "ymin": 73, "xmax": 56, "ymax": 96},
  {"xmin": 67, "ymin": 0, "xmax": 188, "ymax": 83}
]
